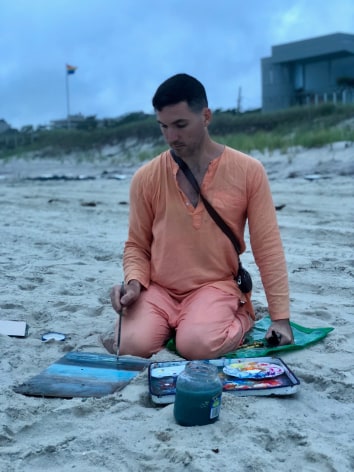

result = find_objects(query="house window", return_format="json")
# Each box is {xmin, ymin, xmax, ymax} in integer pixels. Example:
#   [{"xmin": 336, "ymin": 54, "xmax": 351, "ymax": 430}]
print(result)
[
  {"xmin": 269, "ymin": 68, "xmax": 274, "ymax": 84},
  {"xmin": 295, "ymin": 63, "xmax": 304, "ymax": 90}
]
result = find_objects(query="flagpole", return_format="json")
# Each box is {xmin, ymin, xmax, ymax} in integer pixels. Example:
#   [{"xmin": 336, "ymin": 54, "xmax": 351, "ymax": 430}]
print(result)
[
  {"xmin": 65, "ymin": 67, "xmax": 71, "ymax": 129},
  {"xmin": 65, "ymin": 64, "xmax": 77, "ymax": 129}
]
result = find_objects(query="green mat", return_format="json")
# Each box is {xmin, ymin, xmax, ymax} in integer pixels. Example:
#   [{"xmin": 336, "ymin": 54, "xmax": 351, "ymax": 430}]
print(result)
[{"xmin": 166, "ymin": 316, "xmax": 334, "ymax": 359}]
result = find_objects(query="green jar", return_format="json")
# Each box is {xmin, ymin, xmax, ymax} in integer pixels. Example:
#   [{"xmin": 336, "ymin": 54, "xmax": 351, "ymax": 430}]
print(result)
[{"xmin": 173, "ymin": 361, "xmax": 222, "ymax": 426}]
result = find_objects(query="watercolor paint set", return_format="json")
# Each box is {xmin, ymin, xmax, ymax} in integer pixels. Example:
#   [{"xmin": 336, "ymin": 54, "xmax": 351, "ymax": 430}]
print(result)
[{"xmin": 149, "ymin": 356, "xmax": 300, "ymax": 404}]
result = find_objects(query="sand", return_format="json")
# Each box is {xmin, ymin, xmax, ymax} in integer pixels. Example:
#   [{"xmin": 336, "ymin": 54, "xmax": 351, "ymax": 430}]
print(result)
[{"xmin": 0, "ymin": 142, "xmax": 353, "ymax": 472}]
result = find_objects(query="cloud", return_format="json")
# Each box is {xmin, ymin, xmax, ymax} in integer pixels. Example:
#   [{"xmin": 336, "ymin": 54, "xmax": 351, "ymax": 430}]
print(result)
[{"xmin": 1, "ymin": 0, "xmax": 353, "ymax": 128}]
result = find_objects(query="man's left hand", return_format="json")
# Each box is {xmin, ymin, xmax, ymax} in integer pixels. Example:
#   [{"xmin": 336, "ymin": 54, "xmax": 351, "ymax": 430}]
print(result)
[{"xmin": 265, "ymin": 319, "xmax": 294, "ymax": 346}]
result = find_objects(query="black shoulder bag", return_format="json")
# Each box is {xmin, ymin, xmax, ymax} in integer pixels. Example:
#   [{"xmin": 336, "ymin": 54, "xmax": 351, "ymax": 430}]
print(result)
[{"xmin": 171, "ymin": 150, "xmax": 253, "ymax": 293}]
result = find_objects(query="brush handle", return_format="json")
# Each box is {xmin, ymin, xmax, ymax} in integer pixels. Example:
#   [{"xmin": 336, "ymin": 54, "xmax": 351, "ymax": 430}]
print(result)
[{"xmin": 116, "ymin": 282, "xmax": 125, "ymax": 359}]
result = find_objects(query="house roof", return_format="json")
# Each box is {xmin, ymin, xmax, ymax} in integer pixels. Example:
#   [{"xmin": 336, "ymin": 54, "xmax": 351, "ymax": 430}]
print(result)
[{"xmin": 269, "ymin": 32, "xmax": 354, "ymax": 64}]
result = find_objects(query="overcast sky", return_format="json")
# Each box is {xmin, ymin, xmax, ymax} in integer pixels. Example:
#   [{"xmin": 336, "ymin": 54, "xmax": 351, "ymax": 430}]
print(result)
[{"xmin": 1, "ymin": 0, "xmax": 353, "ymax": 129}]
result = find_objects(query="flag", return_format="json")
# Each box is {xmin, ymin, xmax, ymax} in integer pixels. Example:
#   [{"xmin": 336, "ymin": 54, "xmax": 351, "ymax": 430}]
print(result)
[{"xmin": 66, "ymin": 64, "xmax": 77, "ymax": 75}]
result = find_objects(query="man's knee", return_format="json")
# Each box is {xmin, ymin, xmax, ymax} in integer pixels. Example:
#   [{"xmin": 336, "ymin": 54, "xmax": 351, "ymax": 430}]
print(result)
[
  {"xmin": 120, "ymin": 339, "xmax": 154, "ymax": 358},
  {"xmin": 176, "ymin": 331, "xmax": 218, "ymax": 360},
  {"xmin": 119, "ymin": 329, "xmax": 165, "ymax": 358},
  {"xmin": 176, "ymin": 319, "xmax": 245, "ymax": 360}
]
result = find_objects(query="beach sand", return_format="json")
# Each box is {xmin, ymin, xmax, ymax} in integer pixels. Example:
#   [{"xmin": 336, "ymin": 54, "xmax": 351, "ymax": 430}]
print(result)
[{"xmin": 0, "ymin": 142, "xmax": 353, "ymax": 471}]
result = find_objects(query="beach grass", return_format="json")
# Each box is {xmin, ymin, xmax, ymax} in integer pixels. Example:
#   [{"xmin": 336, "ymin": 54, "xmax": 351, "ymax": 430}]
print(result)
[{"xmin": 216, "ymin": 126, "xmax": 354, "ymax": 155}]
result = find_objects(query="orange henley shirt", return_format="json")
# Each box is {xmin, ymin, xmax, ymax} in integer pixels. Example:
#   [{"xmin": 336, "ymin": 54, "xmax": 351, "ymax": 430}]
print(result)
[{"xmin": 123, "ymin": 147, "xmax": 289, "ymax": 320}]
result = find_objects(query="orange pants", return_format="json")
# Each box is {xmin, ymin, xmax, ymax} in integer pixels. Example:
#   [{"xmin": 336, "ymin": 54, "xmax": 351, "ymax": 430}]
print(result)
[{"xmin": 116, "ymin": 283, "xmax": 254, "ymax": 360}]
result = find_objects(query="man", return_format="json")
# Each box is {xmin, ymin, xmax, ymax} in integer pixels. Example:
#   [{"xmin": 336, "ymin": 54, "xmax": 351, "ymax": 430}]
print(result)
[{"xmin": 109, "ymin": 73, "xmax": 293, "ymax": 360}]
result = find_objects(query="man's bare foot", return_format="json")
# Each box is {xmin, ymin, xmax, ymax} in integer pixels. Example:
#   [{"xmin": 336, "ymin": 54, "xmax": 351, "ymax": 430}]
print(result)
[{"xmin": 99, "ymin": 335, "xmax": 116, "ymax": 354}]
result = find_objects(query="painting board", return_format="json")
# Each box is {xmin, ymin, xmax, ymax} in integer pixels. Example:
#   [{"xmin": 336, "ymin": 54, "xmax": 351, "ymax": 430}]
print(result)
[{"xmin": 14, "ymin": 351, "xmax": 149, "ymax": 398}]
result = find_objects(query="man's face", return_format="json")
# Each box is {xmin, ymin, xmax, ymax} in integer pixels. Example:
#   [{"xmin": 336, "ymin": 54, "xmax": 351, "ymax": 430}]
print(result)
[{"xmin": 156, "ymin": 101, "xmax": 210, "ymax": 158}]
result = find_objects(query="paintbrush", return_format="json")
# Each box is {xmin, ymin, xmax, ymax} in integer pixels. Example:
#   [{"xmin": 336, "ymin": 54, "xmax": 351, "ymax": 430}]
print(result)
[{"xmin": 116, "ymin": 282, "xmax": 125, "ymax": 361}]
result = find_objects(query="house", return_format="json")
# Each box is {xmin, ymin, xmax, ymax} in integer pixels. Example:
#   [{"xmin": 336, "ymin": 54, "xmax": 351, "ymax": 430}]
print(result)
[
  {"xmin": 261, "ymin": 33, "xmax": 354, "ymax": 112},
  {"xmin": 0, "ymin": 119, "xmax": 11, "ymax": 134},
  {"xmin": 50, "ymin": 113, "xmax": 87, "ymax": 129},
  {"xmin": 50, "ymin": 113, "xmax": 100, "ymax": 130}
]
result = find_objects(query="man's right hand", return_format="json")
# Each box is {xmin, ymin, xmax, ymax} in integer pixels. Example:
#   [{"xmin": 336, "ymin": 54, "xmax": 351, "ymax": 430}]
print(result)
[{"xmin": 110, "ymin": 280, "xmax": 141, "ymax": 315}]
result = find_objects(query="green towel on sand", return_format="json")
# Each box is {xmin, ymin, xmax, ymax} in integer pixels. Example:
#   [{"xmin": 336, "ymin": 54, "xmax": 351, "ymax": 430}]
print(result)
[{"xmin": 166, "ymin": 316, "xmax": 334, "ymax": 359}]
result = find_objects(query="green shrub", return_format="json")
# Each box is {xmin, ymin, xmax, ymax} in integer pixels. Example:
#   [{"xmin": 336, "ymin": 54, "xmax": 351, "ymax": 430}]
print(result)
[{"xmin": 1, "ymin": 103, "xmax": 353, "ymax": 160}]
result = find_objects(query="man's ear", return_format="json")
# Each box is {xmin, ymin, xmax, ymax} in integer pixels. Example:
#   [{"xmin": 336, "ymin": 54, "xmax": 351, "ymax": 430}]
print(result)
[{"xmin": 203, "ymin": 108, "xmax": 212, "ymax": 126}]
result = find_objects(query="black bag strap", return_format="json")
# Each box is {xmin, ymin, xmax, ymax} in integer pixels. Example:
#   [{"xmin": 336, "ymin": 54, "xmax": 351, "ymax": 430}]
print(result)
[{"xmin": 171, "ymin": 150, "xmax": 242, "ymax": 256}]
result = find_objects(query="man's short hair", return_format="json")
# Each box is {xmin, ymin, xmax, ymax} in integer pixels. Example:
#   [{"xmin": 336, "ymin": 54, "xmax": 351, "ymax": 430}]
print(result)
[{"xmin": 152, "ymin": 73, "xmax": 208, "ymax": 112}]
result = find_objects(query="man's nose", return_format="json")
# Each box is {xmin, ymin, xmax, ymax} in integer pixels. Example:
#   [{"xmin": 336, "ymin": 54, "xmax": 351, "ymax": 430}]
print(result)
[{"xmin": 165, "ymin": 127, "xmax": 179, "ymax": 142}]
